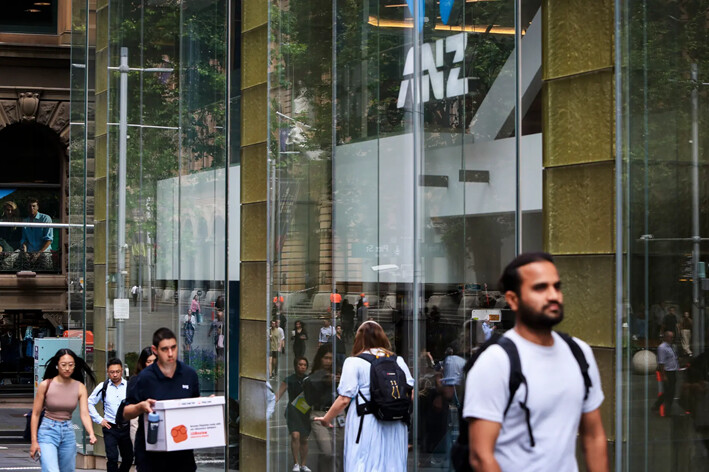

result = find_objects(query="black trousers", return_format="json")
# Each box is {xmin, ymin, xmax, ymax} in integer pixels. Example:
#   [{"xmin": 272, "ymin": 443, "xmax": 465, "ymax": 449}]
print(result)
[
  {"xmin": 103, "ymin": 425, "xmax": 134, "ymax": 472},
  {"xmin": 653, "ymin": 370, "xmax": 677, "ymax": 413}
]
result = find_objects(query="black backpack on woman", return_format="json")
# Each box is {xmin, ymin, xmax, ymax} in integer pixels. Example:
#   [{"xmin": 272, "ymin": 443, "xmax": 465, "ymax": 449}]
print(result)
[{"xmin": 354, "ymin": 353, "xmax": 412, "ymax": 444}]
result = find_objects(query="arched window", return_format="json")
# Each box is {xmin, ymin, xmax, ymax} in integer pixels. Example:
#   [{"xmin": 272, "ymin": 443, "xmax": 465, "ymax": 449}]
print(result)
[{"xmin": 0, "ymin": 122, "xmax": 64, "ymax": 272}]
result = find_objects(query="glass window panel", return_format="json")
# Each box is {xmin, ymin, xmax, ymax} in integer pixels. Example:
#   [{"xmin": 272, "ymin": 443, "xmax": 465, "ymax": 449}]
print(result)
[{"xmin": 622, "ymin": 0, "xmax": 709, "ymax": 470}]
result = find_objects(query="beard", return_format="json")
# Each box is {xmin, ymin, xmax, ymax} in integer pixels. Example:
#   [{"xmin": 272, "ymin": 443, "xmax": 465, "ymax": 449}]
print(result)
[{"xmin": 517, "ymin": 300, "xmax": 564, "ymax": 330}]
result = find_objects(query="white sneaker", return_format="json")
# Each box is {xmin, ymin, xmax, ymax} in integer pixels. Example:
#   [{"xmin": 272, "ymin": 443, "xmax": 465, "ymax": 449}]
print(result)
[
  {"xmin": 292, "ymin": 465, "xmax": 300, "ymax": 472},
  {"xmin": 300, "ymin": 466, "xmax": 312, "ymax": 472}
]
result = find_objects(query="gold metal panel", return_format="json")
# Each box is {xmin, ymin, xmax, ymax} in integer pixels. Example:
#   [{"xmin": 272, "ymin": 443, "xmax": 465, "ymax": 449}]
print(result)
[
  {"xmin": 239, "ymin": 320, "xmax": 267, "ymax": 380},
  {"xmin": 543, "ymin": 71, "xmax": 613, "ymax": 167},
  {"xmin": 241, "ymin": 202, "xmax": 267, "ymax": 262},
  {"xmin": 241, "ymin": 84, "xmax": 267, "ymax": 147},
  {"xmin": 554, "ymin": 255, "xmax": 615, "ymax": 347},
  {"xmin": 240, "ymin": 377, "xmax": 268, "ymax": 440},
  {"xmin": 94, "ymin": 221, "xmax": 106, "ymax": 264},
  {"xmin": 543, "ymin": 0, "xmax": 613, "ymax": 80},
  {"xmin": 94, "ymin": 177, "xmax": 106, "ymax": 222},
  {"xmin": 94, "ymin": 134, "xmax": 107, "ymax": 179},
  {"xmin": 93, "ymin": 308, "xmax": 107, "ymax": 362},
  {"xmin": 239, "ymin": 435, "xmax": 267, "ymax": 469},
  {"xmin": 241, "ymin": 262, "xmax": 266, "ymax": 321},
  {"xmin": 95, "ymin": 49, "xmax": 108, "ymax": 94},
  {"xmin": 544, "ymin": 162, "xmax": 615, "ymax": 255},
  {"xmin": 241, "ymin": 144, "xmax": 267, "ymax": 204},
  {"xmin": 95, "ymin": 92, "xmax": 107, "ymax": 137},
  {"xmin": 592, "ymin": 347, "xmax": 615, "ymax": 440},
  {"xmin": 94, "ymin": 264, "xmax": 106, "ymax": 308},
  {"xmin": 243, "ymin": 0, "xmax": 267, "ymax": 33},
  {"xmin": 242, "ymin": 25, "xmax": 267, "ymax": 89},
  {"xmin": 96, "ymin": 7, "xmax": 108, "ymax": 51}
]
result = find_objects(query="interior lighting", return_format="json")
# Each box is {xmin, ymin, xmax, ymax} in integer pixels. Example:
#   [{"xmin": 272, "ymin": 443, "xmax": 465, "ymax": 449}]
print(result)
[
  {"xmin": 25, "ymin": 8, "xmax": 42, "ymax": 12},
  {"xmin": 367, "ymin": 15, "xmax": 519, "ymax": 35},
  {"xmin": 34, "ymin": 2, "xmax": 51, "ymax": 5}
]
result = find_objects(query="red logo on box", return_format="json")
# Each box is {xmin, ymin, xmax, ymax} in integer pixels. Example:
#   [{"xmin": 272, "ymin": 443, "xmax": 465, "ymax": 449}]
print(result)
[{"xmin": 171, "ymin": 425, "xmax": 188, "ymax": 443}]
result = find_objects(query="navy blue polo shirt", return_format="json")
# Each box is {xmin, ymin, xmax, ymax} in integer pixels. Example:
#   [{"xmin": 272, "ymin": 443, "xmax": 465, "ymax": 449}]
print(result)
[{"xmin": 125, "ymin": 360, "xmax": 200, "ymax": 472}]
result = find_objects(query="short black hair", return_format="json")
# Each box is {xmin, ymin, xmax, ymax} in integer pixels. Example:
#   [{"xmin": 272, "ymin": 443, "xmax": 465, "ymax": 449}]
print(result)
[
  {"xmin": 107, "ymin": 358, "xmax": 122, "ymax": 369},
  {"xmin": 498, "ymin": 252, "xmax": 555, "ymax": 295},
  {"xmin": 152, "ymin": 327, "xmax": 177, "ymax": 348}
]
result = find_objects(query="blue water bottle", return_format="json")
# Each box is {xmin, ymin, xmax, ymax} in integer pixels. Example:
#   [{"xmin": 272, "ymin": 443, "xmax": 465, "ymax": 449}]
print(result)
[{"xmin": 147, "ymin": 412, "xmax": 160, "ymax": 444}]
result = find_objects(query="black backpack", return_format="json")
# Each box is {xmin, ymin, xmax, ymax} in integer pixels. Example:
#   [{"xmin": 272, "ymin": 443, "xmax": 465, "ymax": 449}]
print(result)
[
  {"xmin": 355, "ymin": 353, "xmax": 412, "ymax": 444},
  {"xmin": 101, "ymin": 378, "xmax": 130, "ymax": 427},
  {"xmin": 451, "ymin": 332, "xmax": 592, "ymax": 472}
]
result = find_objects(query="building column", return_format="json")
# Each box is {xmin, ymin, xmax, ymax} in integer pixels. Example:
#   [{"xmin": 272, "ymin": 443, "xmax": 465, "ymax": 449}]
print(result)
[
  {"xmin": 542, "ymin": 0, "xmax": 616, "ymax": 457},
  {"xmin": 239, "ymin": 0, "xmax": 269, "ymax": 467}
]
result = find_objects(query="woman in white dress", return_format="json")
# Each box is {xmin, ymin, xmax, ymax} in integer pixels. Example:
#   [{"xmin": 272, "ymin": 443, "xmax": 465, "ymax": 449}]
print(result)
[{"xmin": 313, "ymin": 321, "xmax": 413, "ymax": 472}]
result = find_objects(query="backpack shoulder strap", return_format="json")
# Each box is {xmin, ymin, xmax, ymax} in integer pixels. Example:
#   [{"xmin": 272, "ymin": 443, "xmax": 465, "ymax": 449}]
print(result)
[
  {"xmin": 357, "ymin": 353, "xmax": 376, "ymax": 363},
  {"xmin": 556, "ymin": 331, "xmax": 592, "ymax": 400},
  {"xmin": 496, "ymin": 337, "xmax": 525, "ymax": 415},
  {"xmin": 100, "ymin": 378, "xmax": 110, "ymax": 403},
  {"xmin": 497, "ymin": 336, "xmax": 535, "ymax": 448}
]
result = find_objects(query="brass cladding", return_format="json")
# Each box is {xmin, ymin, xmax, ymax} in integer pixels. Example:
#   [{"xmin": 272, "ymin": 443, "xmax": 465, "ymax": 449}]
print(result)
[
  {"xmin": 544, "ymin": 162, "xmax": 615, "ymax": 255},
  {"xmin": 543, "ymin": 71, "xmax": 614, "ymax": 167},
  {"xmin": 542, "ymin": 0, "xmax": 613, "ymax": 80},
  {"xmin": 241, "ymin": 262, "xmax": 267, "ymax": 321},
  {"xmin": 243, "ymin": 0, "xmax": 268, "ymax": 33},
  {"xmin": 239, "ymin": 320, "xmax": 267, "ymax": 380},
  {"xmin": 94, "ymin": 220, "xmax": 106, "ymax": 264},
  {"xmin": 242, "ymin": 25, "xmax": 268, "ymax": 89},
  {"xmin": 239, "ymin": 435, "xmax": 267, "ymax": 470},
  {"xmin": 241, "ymin": 202, "xmax": 267, "ymax": 262},
  {"xmin": 241, "ymin": 84, "xmax": 268, "ymax": 147},
  {"xmin": 240, "ymin": 376, "xmax": 269, "ymax": 440},
  {"xmin": 555, "ymin": 255, "xmax": 615, "ymax": 347},
  {"xmin": 241, "ymin": 144, "xmax": 268, "ymax": 204}
]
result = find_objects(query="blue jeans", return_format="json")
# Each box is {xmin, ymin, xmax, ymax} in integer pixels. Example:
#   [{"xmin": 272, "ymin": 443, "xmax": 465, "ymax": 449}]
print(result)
[{"xmin": 38, "ymin": 417, "xmax": 76, "ymax": 472}]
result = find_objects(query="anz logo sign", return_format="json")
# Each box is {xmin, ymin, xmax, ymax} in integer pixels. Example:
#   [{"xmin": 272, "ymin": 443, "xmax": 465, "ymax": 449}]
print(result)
[
  {"xmin": 396, "ymin": 0, "xmax": 469, "ymax": 108},
  {"xmin": 397, "ymin": 32, "xmax": 468, "ymax": 109}
]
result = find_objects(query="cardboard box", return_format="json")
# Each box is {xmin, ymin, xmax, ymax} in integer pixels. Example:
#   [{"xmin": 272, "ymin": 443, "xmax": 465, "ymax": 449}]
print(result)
[{"xmin": 144, "ymin": 396, "xmax": 226, "ymax": 452}]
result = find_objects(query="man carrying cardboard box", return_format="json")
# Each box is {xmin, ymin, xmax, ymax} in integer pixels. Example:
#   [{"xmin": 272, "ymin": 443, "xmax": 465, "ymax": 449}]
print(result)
[{"xmin": 120, "ymin": 328, "xmax": 200, "ymax": 472}]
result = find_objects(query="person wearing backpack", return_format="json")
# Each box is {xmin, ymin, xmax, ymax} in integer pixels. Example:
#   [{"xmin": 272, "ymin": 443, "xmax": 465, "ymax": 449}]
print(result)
[
  {"xmin": 88, "ymin": 358, "xmax": 133, "ymax": 472},
  {"xmin": 460, "ymin": 252, "xmax": 608, "ymax": 472},
  {"xmin": 313, "ymin": 320, "xmax": 413, "ymax": 471}
]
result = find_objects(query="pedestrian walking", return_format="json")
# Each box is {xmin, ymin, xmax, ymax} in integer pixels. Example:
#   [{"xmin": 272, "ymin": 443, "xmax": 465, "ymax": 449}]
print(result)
[
  {"xmin": 461, "ymin": 252, "xmax": 607, "ymax": 471},
  {"xmin": 29, "ymin": 348, "xmax": 97, "ymax": 472},
  {"xmin": 653, "ymin": 330, "xmax": 679, "ymax": 415},
  {"xmin": 120, "ymin": 328, "xmax": 200, "ymax": 472},
  {"xmin": 128, "ymin": 347, "xmax": 156, "ymax": 471},
  {"xmin": 313, "ymin": 320, "xmax": 414, "ymax": 471},
  {"xmin": 88, "ymin": 358, "xmax": 133, "ymax": 472},
  {"xmin": 292, "ymin": 320, "xmax": 308, "ymax": 359},
  {"xmin": 275, "ymin": 357, "xmax": 312, "ymax": 472}
]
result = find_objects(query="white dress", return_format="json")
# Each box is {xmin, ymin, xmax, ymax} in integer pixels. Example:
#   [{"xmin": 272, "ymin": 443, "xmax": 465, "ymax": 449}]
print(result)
[{"xmin": 337, "ymin": 349, "xmax": 414, "ymax": 472}]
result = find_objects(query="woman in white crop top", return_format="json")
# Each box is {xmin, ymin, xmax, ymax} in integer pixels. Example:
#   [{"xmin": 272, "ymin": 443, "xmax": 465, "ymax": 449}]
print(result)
[{"xmin": 29, "ymin": 348, "xmax": 96, "ymax": 472}]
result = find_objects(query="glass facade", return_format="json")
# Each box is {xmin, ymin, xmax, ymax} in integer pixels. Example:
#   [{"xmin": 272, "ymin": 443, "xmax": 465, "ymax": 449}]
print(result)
[
  {"xmin": 68, "ymin": 0, "xmax": 238, "ymax": 468},
  {"xmin": 622, "ymin": 1, "xmax": 709, "ymax": 470},
  {"xmin": 267, "ymin": 1, "xmax": 542, "ymax": 469},
  {"xmin": 7, "ymin": 0, "xmax": 702, "ymax": 470}
]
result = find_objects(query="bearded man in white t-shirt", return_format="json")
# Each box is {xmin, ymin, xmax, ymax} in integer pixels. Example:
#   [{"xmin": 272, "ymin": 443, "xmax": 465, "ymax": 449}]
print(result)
[{"xmin": 463, "ymin": 252, "xmax": 608, "ymax": 472}]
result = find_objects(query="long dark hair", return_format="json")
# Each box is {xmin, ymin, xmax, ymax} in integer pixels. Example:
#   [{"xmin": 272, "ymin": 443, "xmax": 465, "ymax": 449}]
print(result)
[
  {"xmin": 311, "ymin": 343, "xmax": 333, "ymax": 373},
  {"xmin": 135, "ymin": 346, "xmax": 154, "ymax": 375},
  {"xmin": 43, "ymin": 348, "xmax": 96, "ymax": 386},
  {"xmin": 294, "ymin": 320, "xmax": 307, "ymax": 334}
]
